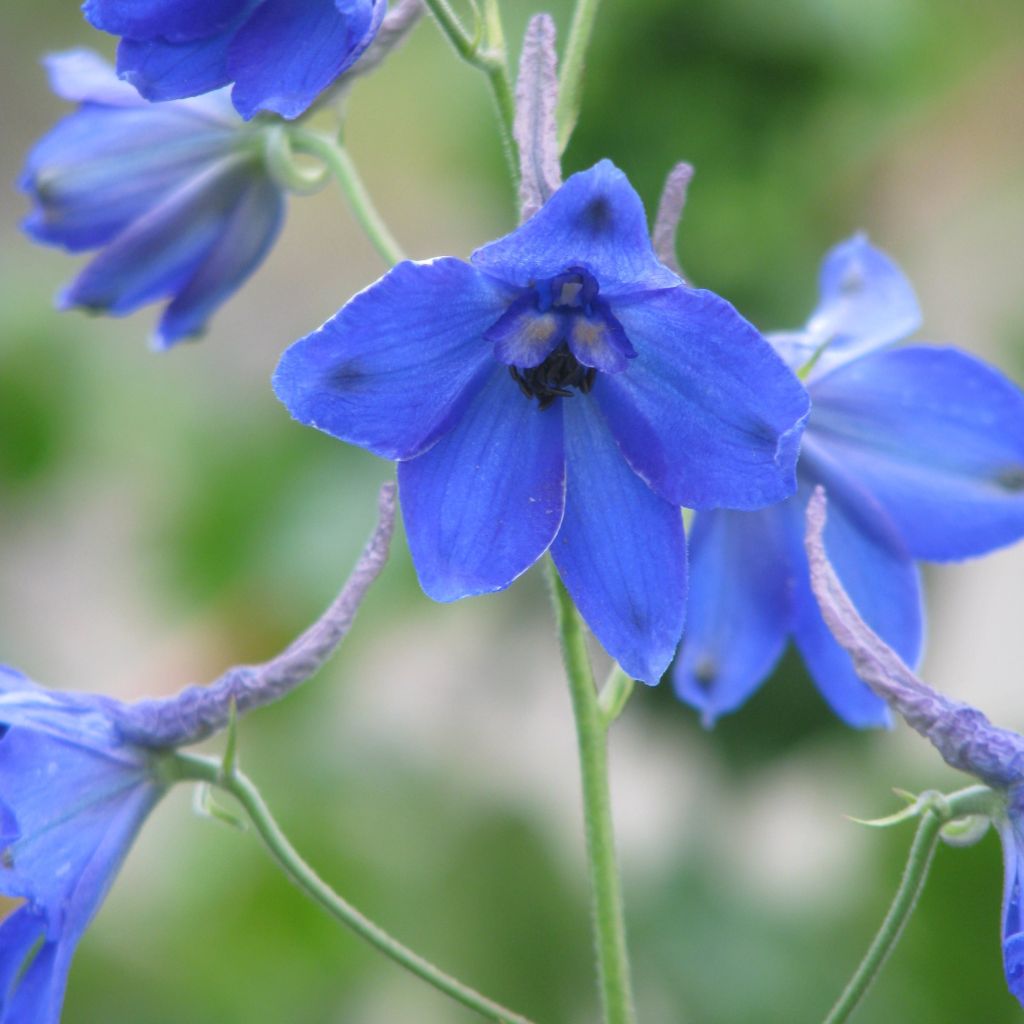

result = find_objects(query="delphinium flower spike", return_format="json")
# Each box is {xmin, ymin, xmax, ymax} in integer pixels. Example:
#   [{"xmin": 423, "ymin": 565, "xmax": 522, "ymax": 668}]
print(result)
[
  {"xmin": 21, "ymin": 50, "xmax": 288, "ymax": 349},
  {"xmin": 274, "ymin": 159, "xmax": 810, "ymax": 683},
  {"xmin": 806, "ymin": 485, "xmax": 1024, "ymax": 1005},
  {"xmin": 0, "ymin": 484, "xmax": 395, "ymax": 1023},
  {"xmin": 674, "ymin": 235, "xmax": 1024, "ymax": 727},
  {"xmin": 82, "ymin": 0, "xmax": 387, "ymax": 120}
]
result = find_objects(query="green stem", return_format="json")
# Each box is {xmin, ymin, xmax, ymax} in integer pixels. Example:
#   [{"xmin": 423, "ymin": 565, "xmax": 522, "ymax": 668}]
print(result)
[
  {"xmin": 422, "ymin": 0, "xmax": 518, "ymax": 189},
  {"xmin": 556, "ymin": 0, "xmax": 602, "ymax": 152},
  {"xmin": 547, "ymin": 565, "xmax": 636, "ymax": 1024},
  {"xmin": 170, "ymin": 753, "xmax": 534, "ymax": 1024},
  {"xmin": 288, "ymin": 129, "xmax": 406, "ymax": 268},
  {"xmin": 822, "ymin": 809, "xmax": 944, "ymax": 1024},
  {"xmin": 598, "ymin": 666, "xmax": 634, "ymax": 728}
]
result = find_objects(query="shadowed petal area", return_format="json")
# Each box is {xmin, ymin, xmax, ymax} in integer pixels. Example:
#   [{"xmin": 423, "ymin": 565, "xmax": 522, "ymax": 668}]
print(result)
[
  {"xmin": 274, "ymin": 259, "xmax": 511, "ymax": 460},
  {"xmin": 809, "ymin": 346, "xmax": 1024, "ymax": 560},
  {"xmin": 792, "ymin": 457, "xmax": 922, "ymax": 728},
  {"xmin": 471, "ymin": 160, "xmax": 680, "ymax": 297},
  {"xmin": 83, "ymin": 0, "xmax": 245, "ymax": 42},
  {"xmin": 551, "ymin": 400, "xmax": 685, "ymax": 683},
  {"xmin": 227, "ymin": 0, "xmax": 384, "ymax": 119},
  {"xmin": 399, "ymin": 367, "xmax": 565, "ymax": 601},
  {"xmin": 597, "ymin": 286, "xmax": 809, "ymax": 509},
  {"xmin": 1000, "ymin": 798, "xmax": 1024, "ymax": 1007},
  {"xmin": 673, "ymin": 505, "xmax": 797, "ymax": 726}
]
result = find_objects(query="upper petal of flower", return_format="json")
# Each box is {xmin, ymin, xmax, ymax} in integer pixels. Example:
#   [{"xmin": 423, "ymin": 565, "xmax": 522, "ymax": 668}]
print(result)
[
  {"xmin": 398, "ymin": 366, "xmax": 566, "ymax": 601},
  {"xmin": 808, "ymin": 346, "xmax": 1024, "ymax": 560},
  {"xmin": 770, "ymin": 234, "xmax": 921, "ymax": 376},
  {"xmin": 471, "ymin": 160, "xmax": 680, "ymax": 297},
  {"xmin": 83, "ymin": 0, "xmax": 247, "ymax": 43},
  {"xmin": 595, "ymin": 286, "xmax": 810, "ymax": 509},
  {"xmin": 551, "ymin": 398, "xmax": 686, "ymax": 684},
  {"xmin": 227, "ymin": 0, "xmax": 385, "ymax": 119},
  {"xmin": 274, "ymin": 259, "xmax": 512, "ymax": 461},
  {"xmin": 673, "ymin": 505, "xmax": 798, "ymax": 726},
  {"xmin": 793, "ymin": 456, "xmax": 922, "ymax": 728}
]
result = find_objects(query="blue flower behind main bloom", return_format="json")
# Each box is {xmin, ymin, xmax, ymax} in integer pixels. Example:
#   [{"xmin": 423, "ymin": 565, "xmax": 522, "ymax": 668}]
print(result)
[
  {"xmin": 21, "ymin": 50, "xmax": 286, "ymax": 350},
  {"xmin": 82, "ymin": 0, "xmax": 386, "ymax": 120},
  {"xmin": 674, "ymin": 235, "xmax": 1024, "ymax": 727},
  {"xmin": 274, "ymin": 160, "xmax": 811, "ymax": 682}
]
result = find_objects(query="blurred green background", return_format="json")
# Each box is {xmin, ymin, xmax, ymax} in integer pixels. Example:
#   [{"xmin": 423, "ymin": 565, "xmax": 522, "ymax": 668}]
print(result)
[{"xmin": 2, "ymin": 1, "xmax": 1024, "ymax": 1021}]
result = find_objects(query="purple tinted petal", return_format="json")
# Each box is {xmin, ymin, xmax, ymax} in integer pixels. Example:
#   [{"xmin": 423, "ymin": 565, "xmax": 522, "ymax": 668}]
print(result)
[
  {"xmin": 551, "ymin": 399, "xmax": 685, "ymax": 683},
  {"xmin": 485, "ymin": 295, "xmax": 564, "ymax": 368},
  {"xmin": 792, "ymin": 459, "xmax": 922, "ymax": 728},
  {"xmin": 565, "ymin": 300, "xmax": 635, "ymax": 373},
  {"xmin": 809, "ymin": 346, "xmax": 1024, "ymax": 561},
  {"xmin": 155, "ymin": 175, "xmax": 284, "ymax": 348},
  {"xmin": 597, "ymin": 286, "xmax": 809, "ymax": 508},
  {"xmin": 274, "ymin": 259, "xmax": 510, "ymax": 461},
  {"xmin": 0, "ymin": 907, "xmax": 46, "ymax": 1012},
  {"xmin": 83, "ymin": 0, "xmax": 246, "ymax": 42},
  {"xmin": 6, "ymin": 936, "xmax": 63, "ymax": 1024},
  {"xmin": 673, "ymin": 505, "xmax": 797, "ymax": 726},
  {"xmin": 1000, "ymin": 806, "xmax": 1024, "ymax": 1006},
  {"xmin": 472, "ymin": 160, "xmax": 680, "ymax": 297},
  {"xmin": 42, "ymin": 49, "xmax": 142, "ymax": 106},
  {"xmin": 398, "ymin": 368, "xmax": 565, "ymax": 601},
  {"xmin": 227, "ymin": 0, "xmax": 384, "ymax": 119},
  {"xmin": 117, "ymin": 25, "xmax": 239, "ymax": 102}
]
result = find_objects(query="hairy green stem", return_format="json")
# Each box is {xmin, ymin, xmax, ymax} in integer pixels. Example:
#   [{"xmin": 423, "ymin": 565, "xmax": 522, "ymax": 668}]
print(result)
[
  {"xmin": 547, "ymin": 565, "xmax": 636, "ymax": 1024},
  {"xmin": 822, "ymin": 809, "xmax": 944, "ymax": 1024},
  {"xmin": 288, "ymin": 129, "xmax": 406, "ymax": 267},
  {"xmin": 556, "ymin": 0, "xmax": 602, "ymax": 151},
  {"xmin": 170, "ymin": 752, "xmax": 534, "ymax": 1024}
]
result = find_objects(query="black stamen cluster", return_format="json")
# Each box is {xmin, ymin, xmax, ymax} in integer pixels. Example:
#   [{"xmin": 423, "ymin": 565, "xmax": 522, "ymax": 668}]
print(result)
[{"xmin": 509, "ymin": 344, "xmax": 596, "ymax": 411}]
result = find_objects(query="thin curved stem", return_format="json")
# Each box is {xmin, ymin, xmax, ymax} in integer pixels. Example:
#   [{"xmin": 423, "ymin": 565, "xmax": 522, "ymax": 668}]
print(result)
[
  {"xmin": 170, "ymin": 752, "xmax": 534, "ymax": 1024},
  {"xmin": 288, "ymin": 129, "xmax": 406, "ymax": 268},
  {"xmin": 822, "ymin": 809, "xmax": 944, "ymax": 1024},
  {"xmin": 547, "ymin": 564, "xmax": 636, "ymax": 1024},
  {"xmin": 556, "ymin": 0, "xmax": 602, "ymax": 152}
]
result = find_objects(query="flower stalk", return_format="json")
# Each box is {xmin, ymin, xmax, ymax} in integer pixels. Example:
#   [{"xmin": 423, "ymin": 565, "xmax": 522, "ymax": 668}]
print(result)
[
  {"xmin": 171, "ymin": 751, "xmax": 535, "ymax": 1024},
  {"xmin": 548, "ymin": 564, "xmax": 636, "ymax": 1024}
]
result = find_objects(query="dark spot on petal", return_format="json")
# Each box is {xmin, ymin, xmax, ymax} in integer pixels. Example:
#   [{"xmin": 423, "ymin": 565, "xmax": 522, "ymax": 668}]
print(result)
[
  {"xmin": 326, "ymin": 360, "xmax": 366, "ymax": 389},
  {"xmin": 582, "ymin": 195, "xmax": 612, "ymax": 233},
  {"xmin": 1, "ymin": 848, "xmax": 13, "ymax": 870},
  {"xmin": 693, "ymin": 656, "xmax": 717, "ymax": 691},
  {"xmin": 997, "ymin": 466, "xmax": 1024, "ymax": 492}
]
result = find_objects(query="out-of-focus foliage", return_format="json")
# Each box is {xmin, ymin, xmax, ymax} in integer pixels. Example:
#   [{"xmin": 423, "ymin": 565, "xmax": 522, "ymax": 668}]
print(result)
[{"xmin": 1, "ymin": 0, "xmax": 1022, "ymax": 1021}]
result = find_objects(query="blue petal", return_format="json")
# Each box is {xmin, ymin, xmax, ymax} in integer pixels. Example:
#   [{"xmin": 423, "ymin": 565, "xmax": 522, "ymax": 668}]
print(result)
[
  {"xmin": 274, "ymin": 259, "xmax": 511, "ymax": 460},
  {"xmin": 771, "ymin": 234, "xmax": 921, "ymax": 376},
  {"xmin": 58, "ymin": 157, "xmax": 258, "ymax": 317},
  {"xmin": 154, "ymin": 174, "xmax": 284, "ymax": 348},
  {"xmin": 792, "ymin": 457, "xmax": 923, "ymax": 728},
  {"xmin": 565, "ymin": 300, "xmax": 636, "ymax": 373},
  {"xmin": 471, "ymin": 160, "xmax": 680, "ymax": 297},
  {"xmin": 227, "ymin": 0, "xmax": 384, "ymax": 119},
  {"xmin": 42, "ymin": 49, "xmax": 143, "ymax": 106},
  {"xmin": 485, "ymin": 295, "xmax": 564, "ymax": 368},
  {"xmin": 0, "ymin": 907, "xmax": 45, "ymax": 1009},
  {"xmin": 1000, "ymin": 809, "xmax": 1024, "ymax": 1006},
  {"xmin": 672, "ymin": 506, "xmax": 797, "ymax": 726},
  {"xmin": 551, "ymin": 399, "xmax": 685, "ymax": 683},
  {"xmin": 21, "ymin": 105, "xmax": 236, "ymax": 252},
  {"xmin": 398, "ymin": 367, "xmax": 565, "ymax": 601},
  {"xmin": 83, "ymin": 0, "xmax": 246, "ymax": 42},
  {"xmin": 596, "ymin": 286, "xmax": 810, "ymax": 508},
  {"xmin": 809, "ymin": 346, "xmax": 1024, "ymax": 560}
]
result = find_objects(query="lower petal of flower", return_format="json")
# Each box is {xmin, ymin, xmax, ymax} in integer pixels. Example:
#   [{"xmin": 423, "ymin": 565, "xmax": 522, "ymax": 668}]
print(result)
[
  {"xmin": 551, "ymin": 399, "xmax": 685, "ymax": 684},
  {"xmin": 398, "ymin": 366, "xmax": 565, "ymax": 601}
]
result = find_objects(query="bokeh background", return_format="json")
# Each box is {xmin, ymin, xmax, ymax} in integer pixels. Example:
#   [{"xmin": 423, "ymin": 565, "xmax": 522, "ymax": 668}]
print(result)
[{"xmin": 3, "ymin": 1, "xmax": 1024, "ymax": 1021}]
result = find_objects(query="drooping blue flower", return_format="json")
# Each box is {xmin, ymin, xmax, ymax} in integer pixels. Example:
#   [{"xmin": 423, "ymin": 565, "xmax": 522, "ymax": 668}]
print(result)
[
  {"xmin": 674, "ymin": 235, "xmax": 1024, "ymax": 727},
  {"xmin": 21, "ymin": 50, "xmax": 286, "ymax": 350},
  {"xmin": 82, "ymin": 0, "xmax": 386, "ymax": 120},
  {"xmin": 273, "ymin": 160, "xmax": 810, "ymax": 682},
  {"xmin": 806, "ymin": 486, "xmax": 1024, "ymax": 1006},
  {"xmin": 0, "ymin": 487, "xmax": 394, "ymax": 1022}
]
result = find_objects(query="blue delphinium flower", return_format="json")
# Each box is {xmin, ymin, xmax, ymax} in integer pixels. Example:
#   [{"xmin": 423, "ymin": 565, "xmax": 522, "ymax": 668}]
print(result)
[
  {"xmin": 674, "ymin": 235, "xmax": 1024, "ymax": 727},
  {"xmin": 273, "ymin": 160, "xmax": 810, "ymax": 682},
  {"xmin": 82, "ymin": 0, "xmax": 386, "ymax": 120},
  {"xmin": 21, "ymin": 50, "xmax": 286, "ymax": 350},
  {"xmin": 0, "ymin": 487, "xmax": 394, "ymax": 1022},
  {"xmin": 806, "ymin": 487, "xmax": 1024, "ymax": 1005}
]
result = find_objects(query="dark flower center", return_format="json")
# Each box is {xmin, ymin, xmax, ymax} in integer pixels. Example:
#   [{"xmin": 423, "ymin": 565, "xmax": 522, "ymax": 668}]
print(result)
[{"xmin": 508, "ymin": 346, "xmax": 597, "ymax": 411}]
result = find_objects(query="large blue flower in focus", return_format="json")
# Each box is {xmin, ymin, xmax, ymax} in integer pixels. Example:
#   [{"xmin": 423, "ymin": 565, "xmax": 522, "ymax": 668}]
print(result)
[
  {"xmin": 675, "ymin": 235, "xmax": 1024, "ymax": 727},
  {"xmin": 0, "ymin": 667, "xmax": 165, "ymax": 1023},
  {"xmin": 82, "ymin": 0, "xmax": 385, "ymax": 120},
  {"xmin": 274, "ymin": 161, "xmax": 810, "ymax": 682},
  {"xmin": 21, "ymin": 50, "xmax": 286, "ymax": 350}
]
